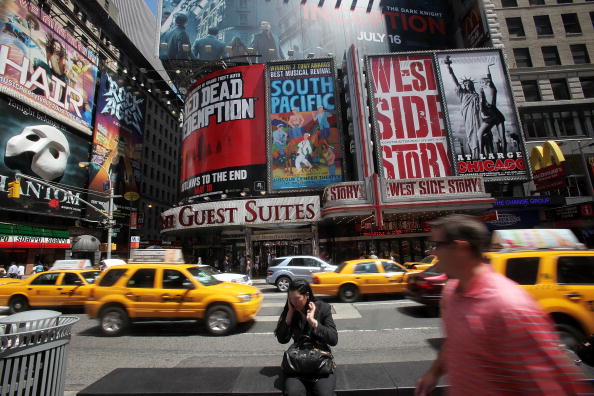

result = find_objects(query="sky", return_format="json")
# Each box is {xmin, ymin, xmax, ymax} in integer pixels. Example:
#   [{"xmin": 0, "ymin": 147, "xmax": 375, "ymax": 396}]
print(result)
[{"xmin": 145, "ymin": 0, "xmax": 158, "ymax": 16}]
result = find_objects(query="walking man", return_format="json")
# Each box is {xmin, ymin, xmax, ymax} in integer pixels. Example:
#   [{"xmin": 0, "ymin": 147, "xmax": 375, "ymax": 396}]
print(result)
[
  {"xmin": 415, "ymin": 214, "xmax": 591, "ymax": 395},
  {"xmin": 7, "ymin": 262, "xmax": 17, "ymax": 278}
]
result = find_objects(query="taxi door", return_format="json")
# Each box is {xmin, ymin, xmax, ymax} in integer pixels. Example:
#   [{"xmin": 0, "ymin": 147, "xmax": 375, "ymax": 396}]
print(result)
[
  {"xmin": 122, "ymin": 268, "xmax": 159, "ymax": 317},
  {"xmin": 157, "ymin": 268, "xmax": 204, "ymax": 318},
  {"xmin": 352, "ymin": 262, "xmax": 385, "ymax": 294},
  {"xmin": 25, "ymin": 272, "xmax": 61, "ymax": 306},
  {"xmin": 59, "ymin": 272, "xmax": 89, "ymax": 306},
  {"xmin": 380, "ymin": 261, "xmax": 409, "ymax": 293}
]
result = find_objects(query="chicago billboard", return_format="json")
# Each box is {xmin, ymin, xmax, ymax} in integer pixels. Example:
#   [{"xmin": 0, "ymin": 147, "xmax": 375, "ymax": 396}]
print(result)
[
  {"xmin": 0, "ymin": 94, "xmax": 90, "ymax": 217},
  {"xmin": 158, "ymin": 0, "xmax": 451, "ymax": 61},
  {"xmin": 435, "ymin": 49, "xmax": 528, "ymax": 180},
  {"xmin": 88, "ymin": 73, "xmax": 145, "ymax": 221},
  {"xmin": 267, "ymin": 58, "xmax": 343, "ymax": 191},
  {"xmin": 0, "ymin": 0, "xmax": 99, "ymax": 134},
  {"xmin": 368, "ymin": 53, "xmax": 452, "ymax": 180},
  {"xmin": 181, "ymin": 65, "xmax": 267, "ymax": 198}
]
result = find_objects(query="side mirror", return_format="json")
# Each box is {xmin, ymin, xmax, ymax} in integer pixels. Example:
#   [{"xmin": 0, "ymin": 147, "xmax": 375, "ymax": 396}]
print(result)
[{"xmin": 183, "ymin": 280, "xmax": 195, "ymax": 290}]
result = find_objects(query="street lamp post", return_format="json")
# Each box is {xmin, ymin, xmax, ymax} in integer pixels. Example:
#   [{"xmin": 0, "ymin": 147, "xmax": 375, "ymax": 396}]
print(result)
[{"xmin": 79, "ymin": 162, "xmax": 114, "ymax": 259}]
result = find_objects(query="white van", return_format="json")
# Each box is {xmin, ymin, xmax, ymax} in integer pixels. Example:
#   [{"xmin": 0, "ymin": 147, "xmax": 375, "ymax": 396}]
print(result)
[{"xmin": 50, "ymin": 259, "xmax": 93, "ymax": 271}]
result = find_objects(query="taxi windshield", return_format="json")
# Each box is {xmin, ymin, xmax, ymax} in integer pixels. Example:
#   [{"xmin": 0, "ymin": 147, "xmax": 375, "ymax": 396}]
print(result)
[
  {"xmin": 200, "ymin": 265, "xmax": 221, "ymax": 275},
  {"xmin": 81, "ymin": 270, "xmax": 101, "ymax": 284},
  {"xmin": 187, "ymin": 267, "xmax": 221, "ymax": 286}
]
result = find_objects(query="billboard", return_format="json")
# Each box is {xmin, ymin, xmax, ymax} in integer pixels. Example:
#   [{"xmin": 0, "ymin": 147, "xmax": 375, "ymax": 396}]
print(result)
[
  {"xmin": 267, "ymin": 58, "xmax": 343, "ymax": 191},
  {"xmin": 181, "ymin": 65, "xmax": 267, "ymax": 198},
  {"xmin": 0, "ymin": 94, "xmax": 90, "ymax": 217},
  {"xmin": 88, "ymin": 73, "xmax": 145, "ymax": 220},
  {"xmin": 0, "ymin": 0, "xmax": 99, "ymax": 134},
  {"xmin": 158, "ymin": 0, "xmax": 451, "ymax": 62},
  {"xmin": 368, "ymin": 53, "xmax": 452, "ymax": 180},
  {"xmin": 435, "ymin": 49, "xmax": 528, "ymax": 180}
]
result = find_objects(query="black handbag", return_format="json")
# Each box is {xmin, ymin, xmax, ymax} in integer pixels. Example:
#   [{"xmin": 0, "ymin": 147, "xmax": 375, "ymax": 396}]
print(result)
[{"xmin": 281, "ymin": 335, "xmax": 335, "ymax": 376}]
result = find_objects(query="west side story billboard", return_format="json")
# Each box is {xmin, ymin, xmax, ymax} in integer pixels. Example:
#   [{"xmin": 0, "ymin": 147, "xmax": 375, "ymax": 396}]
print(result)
[
  {"xmin": 0, "ymin": 94, "xmax": 90, "ymax": 217},
  {"xmin": 367, "ymin": 49, "xmax": 529, "ymax": 182},
  {"xmin": 0, "ymin": 0, "xmax": 99, "ymax": 134},
  {"xmin": 158, "ymin": 0, "xmax": 451, "ymax": 61},
  {"xmin": 88, "ymin": 73, "xmax": 145, "ymax": 221},
  {"xmin": 267, "ymin": 59, "xmax": 343, "ymax": 191},
  {"xmin": 181, "ymin": 65, "xmax": 267, "ymax": 198}
]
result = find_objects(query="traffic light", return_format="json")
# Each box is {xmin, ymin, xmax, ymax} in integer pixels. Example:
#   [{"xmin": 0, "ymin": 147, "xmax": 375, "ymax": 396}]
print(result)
[{"xmin": 7, "ymin": 180, "xmax": 20, "ymax": 198}]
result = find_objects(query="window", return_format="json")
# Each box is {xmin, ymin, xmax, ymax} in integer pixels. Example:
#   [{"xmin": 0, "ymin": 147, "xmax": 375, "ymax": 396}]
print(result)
[
  {"xmin": 590, "ymin": 12, "xmax": 594, "ymax": 29},
  {"xmin": 562, "ymin": 14, "xmax": 582, "ymax": 34},
  {"xmin": 30, "ymin": 273, "xmax": 60, "ymax": 285},
  {"xmin": 521, "ymin": 80, "xmax": 541, "ymax": 101},
  {"xmin": 570, "ymin": 44, "xmax": 590, "ymax": 64},
  {"xmin": 510, "ymin": 48, "xmax": 533, "ymax": 68},
  {"xmin": 61, "ymin": 273, "xmax": 83, "ymax": 286},
  {"xmin": 501, "ymin": 0, "xmax": 517, "ymax": 6},
  {"xmin": 551, "ymin": 79, "xmax": 571, "ymax": 100},
  {"xmin": 354, "ymin": 262, "xmax": 379, "ymax": 274},
  {"xmin": 505, "ymin": 258, "xmax": 539, "ymax": 285},
  {"xmin": 529, "ymin": 0, "xmax": 544, "ymax": 4},
  {"xmin": 557, "ymin": 256, "xmax": 594, "ymax": 284},
  {"xmin": 162, "ymin": 270, "xmax": 191, "ymax": 289},
  {"xmin": 580, "ymin": 77, "xmax": 594, "ymax": 98},
  {"xmin": 81, "ymin": 271, "xmax": 101, "ymax": 284},
  {"xmin": 506, "ymin": 17, "xmax": 525, "ymax": 37},
  {"xmin": 541, "ymin": 46, "xmax": 561, "ymax": 66},
  {"xmin": 99, "ymin": 269, "xmax": 127, "ymax": 286},
  {"xmin": 127, "ymin": 269, "xmax": 155, "ymax": 288},
  {"xmin": 534, "ymin": 15, "xmax": 553, "ymax": 35},
  {"xmin": 557, "ymin": 0, "xmax": 573, "ymax": 3},
  {"xmin": 382, "ymin": 261, "xmax": 403, "ymax": 273},
  {"xmin": 302, "ymin": 258, "xmax": 320, "ymax": 267}
]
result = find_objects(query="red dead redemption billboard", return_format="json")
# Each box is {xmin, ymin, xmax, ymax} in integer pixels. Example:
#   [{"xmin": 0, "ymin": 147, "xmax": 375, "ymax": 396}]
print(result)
[
  {"xmin": 367, "ymin": 53, "xmax": 452, "ymax": 180},
  {"xmin": 181, "ymin": 65, "xmax": 267, "ymax": 198},
  {"xmin": 435, "ymin": 49, "xmax": 528, "ymax": 181}
]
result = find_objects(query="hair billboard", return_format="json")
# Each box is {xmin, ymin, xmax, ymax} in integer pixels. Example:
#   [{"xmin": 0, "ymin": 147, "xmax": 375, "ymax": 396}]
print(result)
[
  {"xmin": 181, "ymin": 65, "xmax": 267, "ymax": 198},
  {"xmin": 267, "ymin": 58, "xmax": 343, "ymax": 191},
  {"xmin": 435, "ymin": 49, "xmax": 528, "ymax": 180},
  {"xmin": 0, "ymin": 94, "xmax": 90, "ymax": 217},
  {"xmin": 0, "ymin": 0, "xmax": 99, "ymax": 134},
  {"xmin": 158, "ymin": 0, "xmax": 451, "ymax": 61},
  {"xmin": 87, "ymin": 72, "xmax": 146, "ymax": 221},
  {"xmin": 367, "ymin": 53, "xmax": 452, "ymax": 180}
]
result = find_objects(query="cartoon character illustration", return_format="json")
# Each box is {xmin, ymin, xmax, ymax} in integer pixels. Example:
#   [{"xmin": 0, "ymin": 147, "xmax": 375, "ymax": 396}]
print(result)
[{"xmin": 295, "ymin": 133, "xmax": 313, "ymax": 173}]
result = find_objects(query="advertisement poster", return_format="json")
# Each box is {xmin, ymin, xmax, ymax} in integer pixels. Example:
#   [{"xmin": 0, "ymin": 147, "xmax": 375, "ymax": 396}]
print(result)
[
  {"xmin": 88, "ymin": 73, "xmax": 145, "ymax": 220},
  {"xmin": 462, "ymin": 0, "xmax": 488, "ymax": 48},
  {"xmin": 435, "ymin": 49, "xmax": 528, "ymax": 180},
  {"xmin": 0, "ymin": 0, "xmax": 99, "ymax": 134},
  {"xmin": 158, "ymin": 0, "xmax": 451, "ymax": 61},
  {"xmin": 368, "ymin": 54, "xmax": 452, "ymax": 180},
  {"xmin": 181, "ymin": 65, "xmax": 267, "ymax": 199},
  {"xmin": 268, "ymin": 59, "xmax": 343, "ymax": 191},
  {"xmin": 0, "ymin": 94, "xmax": 90, "ymax": 217}
]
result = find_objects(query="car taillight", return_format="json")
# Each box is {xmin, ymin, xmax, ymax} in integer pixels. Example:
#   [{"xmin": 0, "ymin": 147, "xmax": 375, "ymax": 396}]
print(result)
[
  {"xmin": 267, "ymin": 270, "xmax": 273, "ymax": 276},
  {"xmin": 312, "ymin": 276, "xmax": 320, "ymax": 284}
]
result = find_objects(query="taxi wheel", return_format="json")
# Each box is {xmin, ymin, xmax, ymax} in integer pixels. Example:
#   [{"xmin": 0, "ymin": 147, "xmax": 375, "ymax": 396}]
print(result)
[
  {"xmin": 205, "ymin": 305, "xmax": 237, "ymax": 336},
  {"xmin": 100, "ymin": 307, "xmax": 130, "ymax": 337},
  {"xmin": 9, "ymin": 295, "xmax": 29, "ymax": 313},
  {"xmin": 555, "ymin": 323, "xmax": 584, "ymax": 350},
  {"xmin": 339, "ymin": 284, "xmax": 359, "ymax": 303},
  {"xmin": 276, "ymin": 276, "xmax": 291, "ymax": 292}
]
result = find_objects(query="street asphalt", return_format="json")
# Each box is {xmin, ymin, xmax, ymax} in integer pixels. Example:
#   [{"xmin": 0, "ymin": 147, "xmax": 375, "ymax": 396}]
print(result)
[{"xmin": 59, "ymin": 280, "xmax": 442, "ymax": 393}]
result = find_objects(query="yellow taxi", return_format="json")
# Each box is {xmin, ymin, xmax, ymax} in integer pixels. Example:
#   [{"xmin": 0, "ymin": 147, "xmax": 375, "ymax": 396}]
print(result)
[
  {"xmin": 403, "ymin": 255, "xmax": 438, "ymax": 271},
  {"xmin": 0, "ymin": 270, "xmax": 101, "ymax": 313},
  {"xmin": 85, "ymin": 264, "xmax": 263, "ymax": 336},
  {"xmin": 486, "ymin": 249, "xmax": 594, "ymax": 348},
  {"xmin": 311, "ymin": 259, "xmax": 417, "ymax": 302}
]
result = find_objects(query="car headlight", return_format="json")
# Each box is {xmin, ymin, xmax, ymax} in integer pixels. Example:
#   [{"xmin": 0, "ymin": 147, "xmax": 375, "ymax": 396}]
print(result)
[{"xmin": 237, "ymin": 294, "xmax": 252, "ymax": 302}]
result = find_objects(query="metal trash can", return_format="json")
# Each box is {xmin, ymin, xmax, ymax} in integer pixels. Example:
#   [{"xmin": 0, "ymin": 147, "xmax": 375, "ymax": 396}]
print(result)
[{"xmin": 0, "ymin": 310, "xmax": 79, "ymax": 396}]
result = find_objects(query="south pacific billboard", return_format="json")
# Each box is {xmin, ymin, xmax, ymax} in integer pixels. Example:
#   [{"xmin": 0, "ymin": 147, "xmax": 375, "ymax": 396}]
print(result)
[
  {"xmin": 435, "ymin": 49, "xmax": 528, "ymax": 180},
  {"xmin": 0, "ymin": 94, "xmax": 90, "ymax": 217},
  {"xmin": 181, "ymin": 65, "xmax": 267, "ymax": 198},
  {"xmin": 0, "ymin": 0, "xmax": 99, "ymax": 134},
  {"xmin": 88, "ymin": 73, "xmax": 145, "ymax": 221},
  {"xmin": 158, "ymin": 0, "xmax": 451, "ymax": 62},
  {"xmin": 267, "ymin": 58, "xmax": 343, "ymax": 191},
  {"xmin": 368, "ymin": 53, "xmax": 452, "ymax": 180}
]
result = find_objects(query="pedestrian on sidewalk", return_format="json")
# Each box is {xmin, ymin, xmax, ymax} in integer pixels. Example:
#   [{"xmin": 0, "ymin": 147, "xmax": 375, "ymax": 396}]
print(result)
[
  {"xmin": 415, "ymin": 214, "xmax": 592, "ymax": 396},
  {"xmin": 240, "ymin": 255, "xmax": 246, "ymax": 274},
  {"xmin": 7, "ymin": 262, "xmax": 18, "ymax": 278},
  {"xmin": 275, "ymin": 279, "xmax": 338, "ymax": 396},
  {"xmin": 245, "ymin": 256, "xmax": 253, "ymax": 279},
  {"xmin": 17, "ymin": 264, "xmax": 25, "ymax": 279}
]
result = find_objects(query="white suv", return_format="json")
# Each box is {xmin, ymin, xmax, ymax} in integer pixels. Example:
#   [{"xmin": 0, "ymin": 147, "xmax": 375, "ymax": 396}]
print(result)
[{"xmin": 266, "ymin": 256, "xmax": 336, "ymax": 292}]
